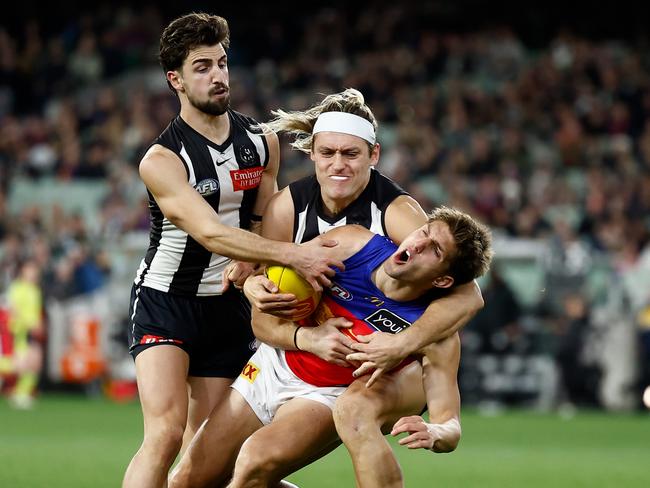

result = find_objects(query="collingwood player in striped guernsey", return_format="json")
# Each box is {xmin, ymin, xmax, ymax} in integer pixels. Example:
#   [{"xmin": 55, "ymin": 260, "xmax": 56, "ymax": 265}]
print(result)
[
  {"xmin": 223, "ymin": 89, "xmax": 486, "ymax": 485},
  {"xmin": 122, "ymin": 14, "xmax": 344, "ymax": 488}
]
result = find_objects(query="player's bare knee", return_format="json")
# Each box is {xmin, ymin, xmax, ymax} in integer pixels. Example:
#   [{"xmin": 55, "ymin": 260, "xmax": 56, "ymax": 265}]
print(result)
[
  {"xmin": 333, "ymin": 393, "xmax": 378, "ymax": 441},
  {"xmin": 232, "ymin": 436, "xmax": 282, "ymax": 485},
  {"xmin": 144, "ymin": 422, "xmax": 185, "ymax": 459}
]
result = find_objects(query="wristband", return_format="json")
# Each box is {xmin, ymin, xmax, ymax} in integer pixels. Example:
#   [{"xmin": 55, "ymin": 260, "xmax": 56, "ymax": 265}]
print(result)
[{"xmin": 293, "ymin": 326, "xmax": 302, "ymax": 350}]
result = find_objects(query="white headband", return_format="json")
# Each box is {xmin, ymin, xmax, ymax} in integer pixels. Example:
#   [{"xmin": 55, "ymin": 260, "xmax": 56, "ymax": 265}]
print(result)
[{"xmin": 312, "ymin": 111, "xmax": 376, "ymax": 145}]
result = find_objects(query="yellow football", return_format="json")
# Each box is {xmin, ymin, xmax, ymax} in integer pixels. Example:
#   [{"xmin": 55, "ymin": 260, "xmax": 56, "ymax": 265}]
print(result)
[{"xmin": 265, "ymin": 266, "xmax": 321, "ymax": 320}]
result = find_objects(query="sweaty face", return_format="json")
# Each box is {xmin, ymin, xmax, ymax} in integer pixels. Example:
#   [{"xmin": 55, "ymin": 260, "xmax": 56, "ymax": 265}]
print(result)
[
  {"xmin": 311, "ymin": 132, "xmax": 379, "ymax": 214},
  {"xmin": 383, "ymin": 220, "xmax": 457, "ymax": 288},
  {"xmin": 175, "ymin": 43, "xmax": 230, "ymax": 115}
]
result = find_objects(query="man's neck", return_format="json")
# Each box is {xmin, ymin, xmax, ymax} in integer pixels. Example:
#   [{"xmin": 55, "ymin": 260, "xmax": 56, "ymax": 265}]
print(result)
[
  {"xmin": 320, "ymin": 171, "xmax": 372, "ymax": 217},
  {"xmin": 180, "ymin": 105, "xmax": 230, "ymax": 145},
  {"xmin": 320, "ymin": 196, "xmax": 355, "ymax": 218},
  {"xmin": 372, "ymin": 265, "xmax": 428, "ymax": 302}
]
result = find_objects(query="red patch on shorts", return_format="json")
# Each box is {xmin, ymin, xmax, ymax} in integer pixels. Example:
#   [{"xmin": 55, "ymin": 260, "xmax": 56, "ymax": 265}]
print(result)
[{"xmin": 139, "ymin": 335, "xmax": 183, "ymax": 345}]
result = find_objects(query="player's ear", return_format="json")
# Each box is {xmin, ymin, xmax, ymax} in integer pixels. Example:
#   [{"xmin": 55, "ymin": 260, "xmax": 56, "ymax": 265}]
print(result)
[
  {"xmin": 432, "ymin": 275, "xmax": 454, "ymax": 289},
  {"xmin": 310, "ymin": 140, "xmax": 317, "ymax": 162},
  {"xmin": 167, "ymin": 70, "xmax": 184, "ymax": 92},
  {"xmin": 369, "ymin": 143, "xmax": 380, "ymax": 167}
]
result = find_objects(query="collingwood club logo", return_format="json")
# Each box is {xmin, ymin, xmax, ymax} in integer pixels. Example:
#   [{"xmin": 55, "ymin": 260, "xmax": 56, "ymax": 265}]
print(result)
[{"xmin": 239, "ymin": 146, "xmax": 256, "ymax": 164}]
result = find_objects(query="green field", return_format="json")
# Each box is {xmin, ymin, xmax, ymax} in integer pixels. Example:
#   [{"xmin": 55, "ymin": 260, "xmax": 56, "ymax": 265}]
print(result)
[{"xmin": 1, "ymin": 395, "xmax": 648, "ymax": 487}]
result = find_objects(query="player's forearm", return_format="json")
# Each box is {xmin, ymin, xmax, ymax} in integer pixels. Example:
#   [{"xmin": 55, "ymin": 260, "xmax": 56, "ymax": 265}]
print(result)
[
  {"xmin": 396, "ymin": 282, "xmax": 483, "ymax": 356},
  {"xmin": 421, "ymin": 336, "xmax": 461, "ymax": 453},
  {"xmin": 251, "ymin": 310, "xmax": 298, "ymax": 350},
  {"xmin": 197, "ymin": 223, "xmax": 294, "ymax": 266}
]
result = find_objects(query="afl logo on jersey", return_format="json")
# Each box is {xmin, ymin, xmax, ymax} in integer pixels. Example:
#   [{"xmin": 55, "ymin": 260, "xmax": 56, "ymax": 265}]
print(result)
[
  {"xmin": 195, "ymin": 178, "xmax": 219, "ymax": 196},
  {"xmin": 329, "ymin": 282, "xmax": 352, "ymax": 301}
]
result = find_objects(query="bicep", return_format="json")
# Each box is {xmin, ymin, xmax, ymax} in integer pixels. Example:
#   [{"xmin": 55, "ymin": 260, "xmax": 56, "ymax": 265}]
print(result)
[
  {"xmin": 261, "ymin": 187, "xmax": 294, "ymax": 241},
  {"xmin": 252, "ymin": 132, "xmax": 280, "ymax": 218},
  {"xmin": 140, "ymin": 149, "xmax": 222, "ymax": 239},
  {"xmin": 443, "ymin": 280, "xmax": 484, "ymax": 316},
  {"xmin": 384, "ymin": 195, "xmax": 428, "ymax": 244},
  {"xmin": 413, "ymin": 281, "xmax": 484, "ymax": 339}
]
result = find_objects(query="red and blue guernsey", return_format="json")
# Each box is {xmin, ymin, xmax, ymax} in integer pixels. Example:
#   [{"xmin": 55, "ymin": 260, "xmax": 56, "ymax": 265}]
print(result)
[{"xmin": 285, "ymin": 234, "xmax": 432, "ymax": 387}]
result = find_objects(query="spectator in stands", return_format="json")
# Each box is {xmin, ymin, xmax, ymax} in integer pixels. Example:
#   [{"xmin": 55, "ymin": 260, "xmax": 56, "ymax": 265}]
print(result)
[
  {"xmin": 553, "ymin": 293, "xmax": 599, "ymax": 407},
  {"xmin": 468, "ymin": 267, "xmax": 522, "ymax": 354}
]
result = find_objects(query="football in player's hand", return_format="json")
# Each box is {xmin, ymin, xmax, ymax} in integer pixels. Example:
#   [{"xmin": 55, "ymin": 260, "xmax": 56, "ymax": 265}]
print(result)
[{"xmin": 266, "ymin": 266, "xmax": 321, "ymax": 320}]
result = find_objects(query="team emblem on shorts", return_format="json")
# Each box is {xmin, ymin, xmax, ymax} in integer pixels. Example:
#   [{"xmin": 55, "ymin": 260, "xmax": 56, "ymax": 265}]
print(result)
[
  {"xmin": 241, "ymin": 361, "xmax": 260, "ymax": 383},
  {"xmin": 139, "ymin": 334, "xmax": 184, "ymax": 345}
]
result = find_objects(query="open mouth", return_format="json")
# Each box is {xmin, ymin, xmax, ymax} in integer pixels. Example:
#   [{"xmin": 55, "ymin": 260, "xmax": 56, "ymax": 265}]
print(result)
[{"xmin": 395, "ymin": 249, "xmax": 411, "ymax": 264}]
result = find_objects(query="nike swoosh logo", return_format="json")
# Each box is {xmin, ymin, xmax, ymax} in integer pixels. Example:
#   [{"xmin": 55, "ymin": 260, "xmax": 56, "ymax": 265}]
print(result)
[{"xmin": 216, "ymin": 157, "xmax": 232, "ymax": 166}]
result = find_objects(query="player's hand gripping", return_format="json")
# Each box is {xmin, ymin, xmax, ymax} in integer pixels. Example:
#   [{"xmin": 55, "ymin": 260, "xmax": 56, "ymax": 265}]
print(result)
[
  {"xmin": 243, "ymin": 274, "xmax": 299, "ymax": 317},
  {"xmin": 298, "ymin": 317, "xmax": 355, "ymax": 367},
  {"xmin": 288, "ymin": 236, "xmax": 344, "ymax": 292},
  {"xmin": 222, "ymin": 261, "xmax": 258, "ymax": 292},
  {"xmin": 346, "ymin": 331, "xmax": 409, "ymax": 387}
]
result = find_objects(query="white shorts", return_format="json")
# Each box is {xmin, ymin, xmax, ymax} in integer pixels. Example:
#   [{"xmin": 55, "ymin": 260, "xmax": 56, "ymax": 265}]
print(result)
[{"xmin": 231, "ymin": 343, "xmax": 346, "ymax": 425}]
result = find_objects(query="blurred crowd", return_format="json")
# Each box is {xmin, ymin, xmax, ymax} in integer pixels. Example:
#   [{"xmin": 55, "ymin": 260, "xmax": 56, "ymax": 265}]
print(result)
[{"xmin": 1, "ymin": 4, "xmax": 649, "ymax": 408}]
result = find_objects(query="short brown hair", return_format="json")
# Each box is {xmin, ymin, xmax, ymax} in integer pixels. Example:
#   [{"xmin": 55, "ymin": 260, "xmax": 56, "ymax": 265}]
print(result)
[
  {"xmin": 158, "ymin": 13, "xmax": 230, "ymax": 93},
  {"xmin": 430, "ymin": 206, "xmax": 493, "ymax": 285}
]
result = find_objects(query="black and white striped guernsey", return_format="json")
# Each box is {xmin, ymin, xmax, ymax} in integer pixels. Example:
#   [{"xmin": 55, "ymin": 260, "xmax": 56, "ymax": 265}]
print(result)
[
  {"xmin": 134, "ymin": 110, "xmax": 269, "ymax": 296},
  {"xmin": 289, "ymin": 169, "xmax": 407, "ymax": 243}
]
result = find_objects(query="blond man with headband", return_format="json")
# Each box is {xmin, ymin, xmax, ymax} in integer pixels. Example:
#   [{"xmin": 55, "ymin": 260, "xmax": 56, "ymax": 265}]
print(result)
[{"xmin": 172, "ymin": 89, "xmax": 485, "ymax": 486}]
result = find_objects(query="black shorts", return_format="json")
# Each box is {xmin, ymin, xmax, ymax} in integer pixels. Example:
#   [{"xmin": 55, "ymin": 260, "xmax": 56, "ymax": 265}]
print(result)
[{"xmin": 128, "ymin": 285, "xmax": 256, "ymax": 378}]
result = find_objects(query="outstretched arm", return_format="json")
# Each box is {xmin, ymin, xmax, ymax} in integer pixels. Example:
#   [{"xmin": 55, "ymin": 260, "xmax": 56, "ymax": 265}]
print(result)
[
  {"xmin": 140, "ymin": 145, "xmax": 343, "ymax": 290},
  {"xmin": 391, "ymin": 333, "xmax": 462, "ymax": 453}
]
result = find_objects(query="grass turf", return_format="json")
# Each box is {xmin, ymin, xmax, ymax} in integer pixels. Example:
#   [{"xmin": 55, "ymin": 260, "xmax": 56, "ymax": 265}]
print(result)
[{"xmin": 0, "ymin": 394, "xmax": 648, "ymax": 487}]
